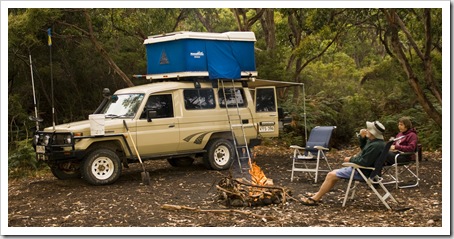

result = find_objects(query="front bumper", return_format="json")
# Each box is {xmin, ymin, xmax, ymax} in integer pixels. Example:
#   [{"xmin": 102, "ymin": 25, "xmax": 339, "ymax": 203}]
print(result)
[{"xmin": 33, "ymin": 131, "xmax": 82, "ymax": 163}]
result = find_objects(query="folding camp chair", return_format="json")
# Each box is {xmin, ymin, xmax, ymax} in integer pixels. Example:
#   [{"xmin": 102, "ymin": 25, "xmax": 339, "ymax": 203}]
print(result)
[
  {"xmin": 382, "ymin": 142, "xmax": 421, "ymax": 189},
  {"xmin": 289, "ymin": 126, "xmax": 336, "ymax": 183},
  {"xmin": 341, "ymin": 140, "xmax": 398, "ymax": 210}
]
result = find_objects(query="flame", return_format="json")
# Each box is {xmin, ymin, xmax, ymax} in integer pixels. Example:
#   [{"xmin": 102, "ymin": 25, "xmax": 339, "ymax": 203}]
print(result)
[
  {"xmin": 248, "ymin": 162, "xmax": 273, "ymax": 199},
  {"xmin": 249, "ymin": 162, "xmax": 269, "ymax": 186}
]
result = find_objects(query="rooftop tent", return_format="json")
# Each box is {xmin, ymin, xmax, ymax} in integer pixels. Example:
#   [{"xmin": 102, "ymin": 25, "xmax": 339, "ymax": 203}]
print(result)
[{"xmin": 143, "ymin": 31, "xmax": 257, "ymax": 80}]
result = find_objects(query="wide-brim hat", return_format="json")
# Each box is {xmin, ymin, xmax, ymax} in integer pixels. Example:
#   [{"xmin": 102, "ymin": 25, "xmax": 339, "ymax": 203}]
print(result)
[{"xmin": 366, "ymin": 121, "xmax": 385, "ymax": 140}]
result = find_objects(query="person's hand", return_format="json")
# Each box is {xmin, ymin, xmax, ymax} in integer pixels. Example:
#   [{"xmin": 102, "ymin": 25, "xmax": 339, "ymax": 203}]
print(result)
[
  {"xmin": 390, "ymin": 145, "xmax": 395, "ymax": 151},
  {"xmin": 344, "ymin": 156, "xmax": 351, "ymax": 162},
  {"xmin": 359, "ymin": 129, "xmax": 367, "ymax": 138}
]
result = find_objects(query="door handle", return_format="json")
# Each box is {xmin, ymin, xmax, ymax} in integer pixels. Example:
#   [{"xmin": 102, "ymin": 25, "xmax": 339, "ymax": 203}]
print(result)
[{"xmin": 168, "ymin": 124, "xmax": 175, "ymax": 128}]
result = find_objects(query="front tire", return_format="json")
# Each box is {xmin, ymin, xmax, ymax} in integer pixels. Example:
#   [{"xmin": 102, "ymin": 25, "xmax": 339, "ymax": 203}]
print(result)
[
  {"xmin": 81, "ymin": 148, "xmax": 122, "ymax": 185},
  {"xmin": 203, "ymin": 138, "xmax": 235, "ymax": 170}
]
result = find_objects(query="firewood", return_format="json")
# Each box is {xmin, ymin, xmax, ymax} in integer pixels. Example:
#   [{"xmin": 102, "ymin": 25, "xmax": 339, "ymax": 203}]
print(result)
[{"xmin": 233, "ymin": 179, "xmax": 288, "ymax": 203}]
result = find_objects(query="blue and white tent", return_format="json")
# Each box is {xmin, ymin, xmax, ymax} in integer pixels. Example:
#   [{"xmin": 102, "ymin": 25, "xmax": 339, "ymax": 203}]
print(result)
[{"xmin": 143, "ymin": 31, "xmax": 257, "ymax": 80}]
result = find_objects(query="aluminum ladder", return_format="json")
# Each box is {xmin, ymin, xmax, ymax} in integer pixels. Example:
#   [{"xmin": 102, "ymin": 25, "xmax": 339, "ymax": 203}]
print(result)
[{"xmin": 219, "ymin": 79, "xmax": 252, "ymax": 177}]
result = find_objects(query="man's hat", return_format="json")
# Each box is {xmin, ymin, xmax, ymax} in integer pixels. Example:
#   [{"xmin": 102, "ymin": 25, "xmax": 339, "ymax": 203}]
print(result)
[{"xmin": 366, "ymin": 121, "xmax": 385, "ymax": 140}]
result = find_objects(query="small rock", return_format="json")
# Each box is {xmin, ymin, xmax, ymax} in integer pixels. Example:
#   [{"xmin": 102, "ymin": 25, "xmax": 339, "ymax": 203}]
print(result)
[{"xmin": 427, "ymin": 219, "xmax": 434, "ymax": 225}]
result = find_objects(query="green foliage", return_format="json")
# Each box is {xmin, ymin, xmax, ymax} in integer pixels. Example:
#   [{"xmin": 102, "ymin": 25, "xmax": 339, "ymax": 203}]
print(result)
[
  {"xmin": 7, "ymin": 8, "xmax": 443, "ymax": 156},
  {"xmin": 8, "ymin": 139, "xmax": 47, "ymax": 178}
]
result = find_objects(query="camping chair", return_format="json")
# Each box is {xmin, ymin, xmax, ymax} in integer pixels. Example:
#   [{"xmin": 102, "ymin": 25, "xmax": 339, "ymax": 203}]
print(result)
[
  {"xmin": 341, "ymin": 140, "xmax": 398, "ymax": 210},
  {"xmin": 289, "ymin": 126, "xmax": 336, "ymax": 183},
  {"xmin": 382, "ymin": 141, "xmax": 421, "ymax": 189}
]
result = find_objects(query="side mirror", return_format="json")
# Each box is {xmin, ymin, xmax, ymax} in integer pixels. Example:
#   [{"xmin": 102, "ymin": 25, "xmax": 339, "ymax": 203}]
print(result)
[
  {"xmin": 102, "ymin": 88, "xmax": 111, "ymax": 98},
  {"xmin": 278, "ymin": 108, "xmax": 284, "ymax": 120},
  {"xmin": 146, "ymin": 110, "xmax": 157, "ymax": 122},
  {"xmin": 29, "ymin": 115, "xmax": 43, "ymax": 123}
]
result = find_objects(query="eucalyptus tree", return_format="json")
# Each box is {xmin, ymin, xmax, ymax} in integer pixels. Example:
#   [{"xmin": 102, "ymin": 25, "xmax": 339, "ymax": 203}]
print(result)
[{"xmin": 381, "ymin": 8, "xmax": 442, "ymax": 126}]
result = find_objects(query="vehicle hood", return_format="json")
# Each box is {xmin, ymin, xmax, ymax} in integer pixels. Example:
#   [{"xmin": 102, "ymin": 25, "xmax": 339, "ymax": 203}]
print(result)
[{"xmin": 43, "ymin": 118, "xmax": 130, "ymax": 135}]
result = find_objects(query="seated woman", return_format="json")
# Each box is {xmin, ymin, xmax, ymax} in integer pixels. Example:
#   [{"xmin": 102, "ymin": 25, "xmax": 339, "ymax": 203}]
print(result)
[{"xmin": 385, "ymin": 116, "xmax": 418, "ymax": 165}]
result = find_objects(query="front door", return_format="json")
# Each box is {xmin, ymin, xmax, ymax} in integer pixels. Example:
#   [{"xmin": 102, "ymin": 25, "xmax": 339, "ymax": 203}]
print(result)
[{"xmin": 135, "ymin": 93, "xmax": 179, "ymax": 156}]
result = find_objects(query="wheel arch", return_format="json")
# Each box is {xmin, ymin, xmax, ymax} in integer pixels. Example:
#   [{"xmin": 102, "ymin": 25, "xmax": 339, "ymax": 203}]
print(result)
[
  {"xmin": 204, "ymin": 131, "xmax": 233, "ymax": 150},
  {"xmin": 84, "ymin": 140, "xmax": 126, "ymax": 160}
]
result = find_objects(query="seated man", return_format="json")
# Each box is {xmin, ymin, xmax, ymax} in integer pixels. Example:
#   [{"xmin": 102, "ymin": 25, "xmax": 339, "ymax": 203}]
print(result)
[
  {"xmin": 385, "ymin": 116, "xmax": 418, "ymax": 165},
  {"xmin": 300, "ymin": 120, "xmax": 386, "ymax": 206}
]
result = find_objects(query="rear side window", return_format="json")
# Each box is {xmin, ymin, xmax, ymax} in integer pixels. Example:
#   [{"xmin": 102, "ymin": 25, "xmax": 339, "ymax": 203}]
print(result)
[
  {"xmin": 183, "ymin": 89, "xmax": 215, "ymax": 110},
  {"xmin": 255, "ymin": 88, "xmax": 276, "ymax": 112},
  {"xmin": 218, "ymin": 88, "xmax": 247, "ymax": 108},
  {"xmin": 140, "ymin": 94, "xmax": 174, "ymax": 119}
]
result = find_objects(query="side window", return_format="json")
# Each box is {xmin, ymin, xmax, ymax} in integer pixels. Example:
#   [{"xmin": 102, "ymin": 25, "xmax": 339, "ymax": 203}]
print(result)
[
  {"xmin": 255, "ymin": 88, "xmax": 276, "ymax": 112},
  {"xmin": 140, "ymin": 94, "xmax": 174, "ymax": 119},
  {"xmin": 218, "ymin": 88, "xmax": 247, "ymax": 108},
  {"xmin": 183, "ymin": 89, "xmax": 215, "ymax": 110}
]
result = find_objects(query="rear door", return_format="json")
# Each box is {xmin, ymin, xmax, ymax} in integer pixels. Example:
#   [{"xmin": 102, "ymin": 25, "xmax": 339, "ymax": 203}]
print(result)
[{"xmin": 254, "ymin": 87, "xmax": 279, "ymax": 138}]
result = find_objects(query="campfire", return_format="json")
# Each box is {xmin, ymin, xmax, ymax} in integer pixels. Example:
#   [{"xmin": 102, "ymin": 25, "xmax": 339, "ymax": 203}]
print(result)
[{"xmin": 216, "ymin": 161, "xmax": 289, "ymax": 207}]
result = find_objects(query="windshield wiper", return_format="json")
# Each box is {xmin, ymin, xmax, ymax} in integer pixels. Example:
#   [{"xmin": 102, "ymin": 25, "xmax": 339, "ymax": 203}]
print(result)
[{"xmin": 105, "ymin": 114, "xmax": 132, "ymax": 119}]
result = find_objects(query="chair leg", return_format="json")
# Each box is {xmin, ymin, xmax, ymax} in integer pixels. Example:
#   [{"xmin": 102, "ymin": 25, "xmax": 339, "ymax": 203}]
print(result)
[
  {"xmin": 314, "ymin": 151, "xmax": 322, "ymax": 183},
  {"xmin": 342, "ymin": 170, "xmax": 356, "ymax": 207},
  {"xmin": 291, "ymin": 158, "xmax": 295, "ymax": 182},
  {"xmin": 399, "ymin": 154, "xmax": 420, "ymax": 188},
  {"xmin": 366, "ymin": 176, "xmax": 397, "ymax": 210},
  {"xmin": 398, "ymin": 165, "xmax": 420, "ymax": 188},
  {"xmin": 394, "ymin": 154, "xmax": 399, "ymax": 189}
]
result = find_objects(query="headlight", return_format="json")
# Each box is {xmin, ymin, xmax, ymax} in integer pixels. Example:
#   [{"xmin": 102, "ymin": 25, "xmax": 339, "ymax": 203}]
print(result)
[
  {"xmin": 33, "ymin": 135, "xmax": 39, "ymax": 145},
  {"xmin": 65, "ymin": 135, "xmax": 72, "ymax": 144},
  {"xmin": 43, "ymin": 135, "xmax": 51, "ymax": 146}
]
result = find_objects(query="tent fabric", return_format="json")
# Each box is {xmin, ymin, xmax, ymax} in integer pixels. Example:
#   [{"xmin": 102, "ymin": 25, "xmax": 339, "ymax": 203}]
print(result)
[
  {"xmin": 145, "ymin": 38, "xmax": 255, "ymax": 80},
  {"xmin": 206, "ymin": 41, "xmax": 241, "ymax": 80}
]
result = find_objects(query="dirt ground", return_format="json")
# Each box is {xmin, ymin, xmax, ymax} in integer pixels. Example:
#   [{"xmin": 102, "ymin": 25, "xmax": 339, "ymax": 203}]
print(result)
[{"xmin": 7, "ymin": 144, "xmax": 444, "ymax": 235}]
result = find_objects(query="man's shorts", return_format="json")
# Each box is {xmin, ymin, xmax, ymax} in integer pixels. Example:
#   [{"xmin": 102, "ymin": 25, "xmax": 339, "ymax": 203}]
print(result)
[{"xmin": 335, "ymin": 166, "xmax": 364, "ymax": 181}]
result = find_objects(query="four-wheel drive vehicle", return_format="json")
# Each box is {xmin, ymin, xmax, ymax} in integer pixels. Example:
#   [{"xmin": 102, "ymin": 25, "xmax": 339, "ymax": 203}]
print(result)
[{"xmin": 33, "ymin": 79, "xmax": 294, "ymax": 185}]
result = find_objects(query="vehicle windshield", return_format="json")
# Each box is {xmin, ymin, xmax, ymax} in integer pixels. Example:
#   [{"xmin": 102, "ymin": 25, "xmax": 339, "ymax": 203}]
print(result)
[{"xmin": 100, "ymin": 94, "xmax": 145, "ymax": 118}]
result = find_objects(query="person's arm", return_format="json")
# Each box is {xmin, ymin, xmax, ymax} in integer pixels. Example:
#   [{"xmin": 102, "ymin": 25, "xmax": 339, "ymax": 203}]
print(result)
[
  {"xmin": 350, "ymin": 141, "xmax": 383, "ymax": 167},
  {"xmin": 358, "ymin": 129, "xmax": 368, "ymax": 149},
  {"xmin": 358, "ymin": 136, "xmax": 367, "ymax": 150},
  {"xmin": 395, "ymin": 133, "xmax": 418, "ymax": 152}
]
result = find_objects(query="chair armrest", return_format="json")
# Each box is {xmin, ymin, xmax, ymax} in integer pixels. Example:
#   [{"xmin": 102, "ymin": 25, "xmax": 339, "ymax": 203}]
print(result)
[
  {"xmin": 342, "ymin": 162, "xmax": 375, "ymax": 170},
  {"xmin": 314, "ymin": 145, "xmax": 329, "ymax": 151},
  {"xmin": 290, "ymin": 145, "xmax": 305, "ymax": 150},
  {"xmin": 396, "ymin": 151, "xmax": 416, "ymax": 156}
]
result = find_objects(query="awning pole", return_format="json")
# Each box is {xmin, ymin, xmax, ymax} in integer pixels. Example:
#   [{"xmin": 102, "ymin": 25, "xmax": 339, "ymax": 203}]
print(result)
[{"xmin": 302, "ymin": 83, "xmax": 307, "ymax": 143}]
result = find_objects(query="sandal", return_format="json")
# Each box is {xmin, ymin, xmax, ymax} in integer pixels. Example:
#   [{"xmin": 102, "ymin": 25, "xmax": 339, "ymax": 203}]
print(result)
[
  {"xmin": 300, "ymin": 196, "xmax": 319, "ymax": 206},
  {"xmin": 304, "ymin": 193, "xmax": 323, "ymax": 202}
]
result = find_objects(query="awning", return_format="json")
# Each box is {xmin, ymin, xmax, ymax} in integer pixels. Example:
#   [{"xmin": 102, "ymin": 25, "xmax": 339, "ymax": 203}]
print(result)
[{"xmin": 247, "ymin": 79, "xmax": 304, "ymax": 89}]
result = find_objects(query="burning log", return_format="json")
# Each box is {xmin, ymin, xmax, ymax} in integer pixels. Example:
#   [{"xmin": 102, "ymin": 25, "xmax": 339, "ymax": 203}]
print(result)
[{"xmin": 217, "ymin": 162, "xmax": 291, "ymax": 207}]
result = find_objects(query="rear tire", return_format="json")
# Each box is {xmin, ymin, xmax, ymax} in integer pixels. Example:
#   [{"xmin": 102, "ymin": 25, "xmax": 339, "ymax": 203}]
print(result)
[
  {"xmin": 203, "ymin": 138, "xmax": 234, "ymax": 170},
  {"xmin": 81, "ymin": 148, "xmax": 122, "ymax": 185}
]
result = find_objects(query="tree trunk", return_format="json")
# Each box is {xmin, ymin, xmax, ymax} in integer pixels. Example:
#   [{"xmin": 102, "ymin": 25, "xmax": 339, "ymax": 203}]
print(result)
[
  {"xmin": 384, "ymin": 9, "xmax": 442, "ymax": 127},
  {"xmin": 194, "ymin": 9, "xmax": 214, "ymax": 32},
  {"xmin": 231, "ymin": 8, "xmax": 265, "ymax": 31},
  {"xmin": 391, "ymin": 9, "xmax": 442, "ymax": 105},
  {"xmin": 83, "ymin": 10, "xmax": 134, "ymax": 87},
  {"xmin": 260, "ymin": 9, "xmax": 276, "ymax": 50}
]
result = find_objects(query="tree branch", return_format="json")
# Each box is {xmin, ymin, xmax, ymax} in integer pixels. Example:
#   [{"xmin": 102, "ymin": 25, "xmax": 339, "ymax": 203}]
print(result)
[{"xmin": 83, "ymin": 9, "xmax": 134, "ymax": 87}]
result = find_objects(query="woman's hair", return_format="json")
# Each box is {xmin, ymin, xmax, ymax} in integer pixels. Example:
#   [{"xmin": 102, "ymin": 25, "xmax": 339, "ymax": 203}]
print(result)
[{"xmin": 399, "ymin": 116, "xmax": 413, "ymax": 129}]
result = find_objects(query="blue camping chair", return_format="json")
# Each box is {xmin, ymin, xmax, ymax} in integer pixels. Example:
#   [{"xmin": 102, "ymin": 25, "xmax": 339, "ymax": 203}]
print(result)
[{"xmin": 289, "ymin": 126, "xmax": 336, "ymax": 183}]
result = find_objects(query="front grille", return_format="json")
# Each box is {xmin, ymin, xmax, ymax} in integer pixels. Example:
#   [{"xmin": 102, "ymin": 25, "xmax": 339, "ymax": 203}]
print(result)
[{"xmin": 35, "ymin": 132, "xmax": 73, "ymax": 147}]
